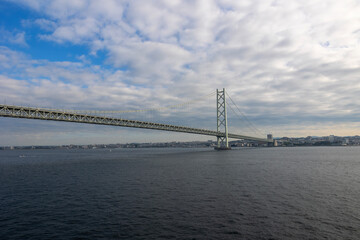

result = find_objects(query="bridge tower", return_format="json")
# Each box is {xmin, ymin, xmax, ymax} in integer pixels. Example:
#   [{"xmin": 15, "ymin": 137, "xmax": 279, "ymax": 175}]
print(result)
[{"xmin": 215, "ymin": 88, "xmax": 231, "ymax": 150}]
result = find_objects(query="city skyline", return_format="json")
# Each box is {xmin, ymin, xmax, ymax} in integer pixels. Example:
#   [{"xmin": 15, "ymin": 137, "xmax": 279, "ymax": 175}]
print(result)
[
  {"xmin": 1, "ymin": 0, "xmax": 360, "ymax": 145},
  {"xmin": 2, "ymin": 134, "xmax": 360, "ymax": 148}
]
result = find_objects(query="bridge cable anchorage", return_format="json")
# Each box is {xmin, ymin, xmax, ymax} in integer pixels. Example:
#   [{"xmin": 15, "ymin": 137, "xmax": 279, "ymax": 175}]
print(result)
[{"xmin": 225, "ymin": 92, "xmax": 267, "ymax": 137}]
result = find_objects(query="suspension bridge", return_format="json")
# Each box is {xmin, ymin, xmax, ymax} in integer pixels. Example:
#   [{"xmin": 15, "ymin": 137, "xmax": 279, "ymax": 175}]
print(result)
[{"xmin": 0, "ymin": 88, "xmax": 273, "ymax": 149}]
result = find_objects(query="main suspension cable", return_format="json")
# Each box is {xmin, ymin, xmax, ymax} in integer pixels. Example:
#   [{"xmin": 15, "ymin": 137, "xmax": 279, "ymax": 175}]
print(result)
[
  {"xmin": 226, "ymin": 92, "xmax": 266, "ymax": 137},
  {"xmin": 29, "ymin": 91, "xmax": 216, "ymax": 115}
]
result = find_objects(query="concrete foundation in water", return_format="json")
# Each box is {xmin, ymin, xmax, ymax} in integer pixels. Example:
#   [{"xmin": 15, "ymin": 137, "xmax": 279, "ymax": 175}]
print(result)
[{"xmin": 214, "ymin": 147, "xmax": 232, "ymax": 150}]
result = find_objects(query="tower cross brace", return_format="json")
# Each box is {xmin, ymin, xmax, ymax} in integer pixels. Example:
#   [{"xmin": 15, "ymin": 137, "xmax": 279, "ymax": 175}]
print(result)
[{"xmin": 216, "ymin": 88, "xmax": 230, "ymax": 149}]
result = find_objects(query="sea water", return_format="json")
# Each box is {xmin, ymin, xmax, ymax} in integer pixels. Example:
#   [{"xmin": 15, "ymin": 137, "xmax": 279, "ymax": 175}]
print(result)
[{"xmin": 1, "ymin": 147, "xmax": 359, "ymax": 239}]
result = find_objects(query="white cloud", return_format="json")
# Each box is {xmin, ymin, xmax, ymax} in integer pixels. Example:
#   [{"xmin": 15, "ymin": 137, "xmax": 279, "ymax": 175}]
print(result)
[
  {"xmin": 0, "ymin": 28, "xmax": 28, "ymax": 46},
  {"xmin": 31, "ymin": 18, "xmax": 57, "ymax": 31},
  {"xmin": 2, "ymin": 0, "xmax": 360, "ymax": 143}
]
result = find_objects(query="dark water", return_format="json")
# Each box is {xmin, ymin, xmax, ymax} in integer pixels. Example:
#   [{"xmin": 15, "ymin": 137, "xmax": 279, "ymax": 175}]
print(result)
[{"xmin": 1, "ymin": 147, "xmax": 359, "ymax": 239}]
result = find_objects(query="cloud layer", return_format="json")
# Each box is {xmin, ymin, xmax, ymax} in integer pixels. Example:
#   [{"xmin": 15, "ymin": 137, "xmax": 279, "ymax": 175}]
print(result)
[{"xmin": 1, "ymin": 0, "xmax": 360, "ymax": 144}]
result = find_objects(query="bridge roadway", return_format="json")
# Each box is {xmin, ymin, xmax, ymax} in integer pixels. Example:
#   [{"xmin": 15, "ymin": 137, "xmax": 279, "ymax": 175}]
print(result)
[{"xmin": 0, "ymin": 104, "xmax": 270, "ymax": 143}]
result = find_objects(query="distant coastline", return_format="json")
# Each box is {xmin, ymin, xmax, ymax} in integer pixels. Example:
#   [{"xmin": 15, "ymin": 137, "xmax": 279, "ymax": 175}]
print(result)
[{"xmin": 1, "ymin": 135, "xmax": 360, "ymax": 150}]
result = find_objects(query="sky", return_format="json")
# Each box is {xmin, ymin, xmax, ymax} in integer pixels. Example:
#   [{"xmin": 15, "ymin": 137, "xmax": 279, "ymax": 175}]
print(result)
[{"xmin": 1, "ymin": 0, "xmax": 360, "ymax": 146}]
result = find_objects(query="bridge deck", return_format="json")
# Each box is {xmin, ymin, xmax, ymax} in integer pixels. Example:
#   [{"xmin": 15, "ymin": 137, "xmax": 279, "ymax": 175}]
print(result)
[{"xmin": 0, "ymin": 104, "xmax": 270, "ymax": 143}]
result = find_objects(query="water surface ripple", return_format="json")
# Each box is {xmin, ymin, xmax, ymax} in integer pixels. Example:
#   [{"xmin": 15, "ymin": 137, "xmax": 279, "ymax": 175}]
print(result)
[{"xmin": 1, "ymin": 147, "xmax": 359, "ymax": 239}]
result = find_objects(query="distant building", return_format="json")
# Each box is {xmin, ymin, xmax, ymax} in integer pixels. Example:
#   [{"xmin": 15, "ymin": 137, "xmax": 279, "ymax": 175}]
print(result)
[{"xmin": 305, "ymin": 136, "xmax": 312, "ymax": 144}]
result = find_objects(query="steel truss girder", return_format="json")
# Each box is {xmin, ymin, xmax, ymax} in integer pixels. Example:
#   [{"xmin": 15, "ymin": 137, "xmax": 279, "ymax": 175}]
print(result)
[{"xmin": 0, "ymin": 104, "xmax": 271, "ymax": 142}]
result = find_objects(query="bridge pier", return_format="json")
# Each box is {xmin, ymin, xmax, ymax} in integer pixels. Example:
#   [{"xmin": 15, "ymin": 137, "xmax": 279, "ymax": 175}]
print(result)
[{"xmin": 214, "ymin": 145, "xmax": 232, "ymax": 150}]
